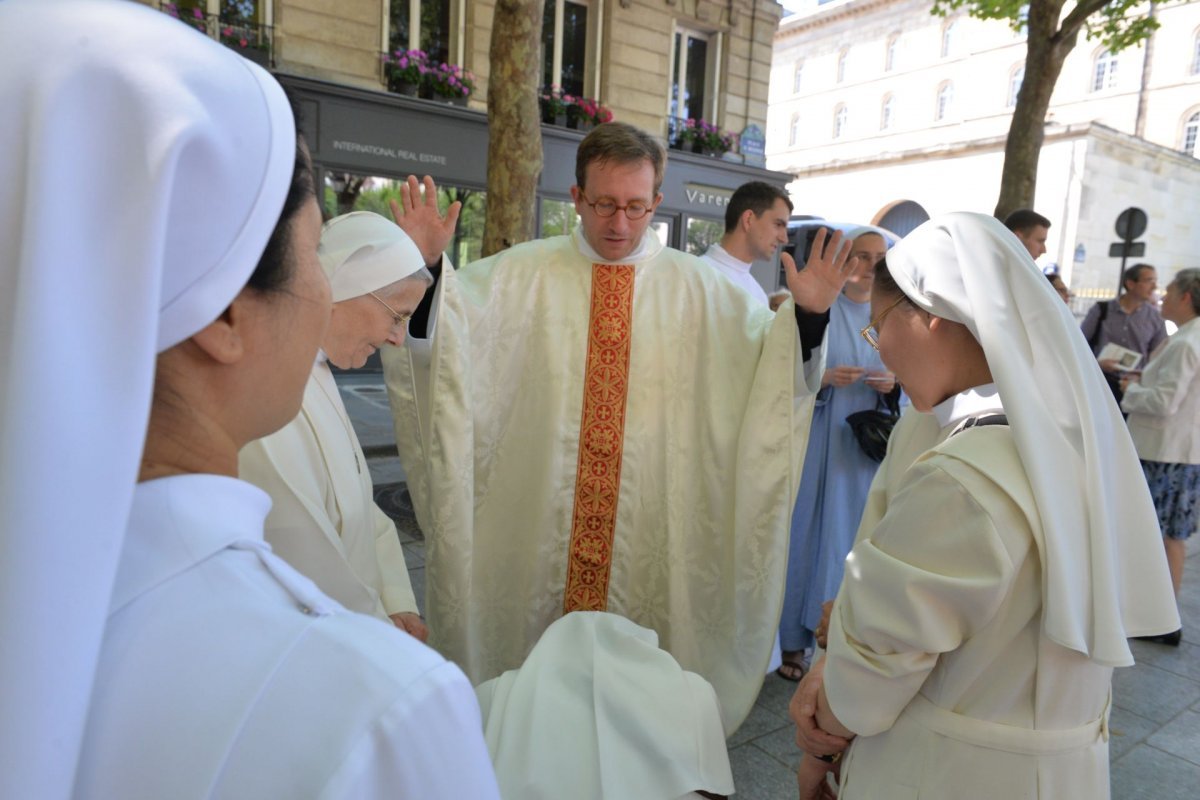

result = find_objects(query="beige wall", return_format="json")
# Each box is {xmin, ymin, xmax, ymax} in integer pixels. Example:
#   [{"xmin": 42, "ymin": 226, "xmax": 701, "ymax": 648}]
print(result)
[{"xmin": 141, "ymin": 0, "xmax": 783, "ymax": 147}]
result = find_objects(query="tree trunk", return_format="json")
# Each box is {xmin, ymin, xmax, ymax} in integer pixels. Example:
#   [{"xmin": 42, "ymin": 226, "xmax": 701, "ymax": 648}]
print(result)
[
  {"xmin": 482, "ymin": 0, "xmax": 544, "ymax": 257},
  {"xmin": 993, "ymin": 3, "xmax": 1075, "ymax": 220}
]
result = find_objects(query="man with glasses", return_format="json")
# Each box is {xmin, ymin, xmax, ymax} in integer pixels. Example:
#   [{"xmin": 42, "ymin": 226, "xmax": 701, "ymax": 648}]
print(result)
[
  {"xmin": 381, "ymin": 122, "xmax": 853, "ymax": 738},
  {"xmin": 1081, "ymin": 263, "xmax": 1168, "ymax": 402},
  {"xmin": 700, "ymin": 180, "xmax": 793, "ymax": 306}
]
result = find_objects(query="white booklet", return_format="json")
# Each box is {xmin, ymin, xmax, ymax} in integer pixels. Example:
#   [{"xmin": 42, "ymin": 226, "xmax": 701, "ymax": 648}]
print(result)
[{"xmin": 1097, "ymin": 342, "xmax": 1142, "ymax": 371}]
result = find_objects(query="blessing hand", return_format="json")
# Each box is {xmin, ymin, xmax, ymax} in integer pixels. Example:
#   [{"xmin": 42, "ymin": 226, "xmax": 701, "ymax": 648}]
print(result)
[
  {"xmin": 388, "ymin": 175, "xmax": 462, "ymax": 266},
  {"xmin": 784, "ymin": 228, "xmax": 854, "ymax": 314}
]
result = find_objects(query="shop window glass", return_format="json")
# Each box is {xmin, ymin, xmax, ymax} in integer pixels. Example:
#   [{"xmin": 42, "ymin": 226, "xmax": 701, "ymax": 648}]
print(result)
[
  {"xmin": 324, "ymin": 173, "xmax": 485, "ymax": 265},
  {"xmin": 685, "ymin": 217, "xmax": 724, "ymax": 257},
  {"xmin": 540, "ymin": 198, "xmax": 580, "ymax": 238}
]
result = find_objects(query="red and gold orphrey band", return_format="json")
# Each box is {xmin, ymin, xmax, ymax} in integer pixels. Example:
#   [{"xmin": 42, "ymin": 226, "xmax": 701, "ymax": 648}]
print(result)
[{"xmin": 563, "ymin": 264, "xmax": 635, "ymax": 613}]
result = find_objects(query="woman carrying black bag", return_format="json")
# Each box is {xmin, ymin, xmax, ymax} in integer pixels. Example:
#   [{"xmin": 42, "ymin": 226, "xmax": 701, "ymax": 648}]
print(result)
[{"xmin": 777, "ymin": 229, "xmax": 900, "ymax": 681}]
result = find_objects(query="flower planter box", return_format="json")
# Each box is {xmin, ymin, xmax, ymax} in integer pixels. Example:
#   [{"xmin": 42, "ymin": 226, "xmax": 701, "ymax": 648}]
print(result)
[{"xmin": 392, "ymin": 80, "xmax": 420, "ymax": 98}]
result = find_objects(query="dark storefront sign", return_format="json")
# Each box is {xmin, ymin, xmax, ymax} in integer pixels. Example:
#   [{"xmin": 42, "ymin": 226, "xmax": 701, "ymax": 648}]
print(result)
[{"xmin": 279, "ymin": 74, "xmax": 793, "ymax": 251}]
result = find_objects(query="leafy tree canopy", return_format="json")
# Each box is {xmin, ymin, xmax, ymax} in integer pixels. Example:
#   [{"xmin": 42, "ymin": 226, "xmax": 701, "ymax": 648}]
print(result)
[{"xmin": 931, "ymin": 0, "xmax": 1160, "ymax": 53}]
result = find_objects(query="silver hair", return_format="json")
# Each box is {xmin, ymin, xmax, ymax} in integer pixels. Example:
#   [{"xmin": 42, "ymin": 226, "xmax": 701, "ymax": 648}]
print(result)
[{"xmin": 1169, "ymin": 268, "xmax": 1200, "ymax": 315}]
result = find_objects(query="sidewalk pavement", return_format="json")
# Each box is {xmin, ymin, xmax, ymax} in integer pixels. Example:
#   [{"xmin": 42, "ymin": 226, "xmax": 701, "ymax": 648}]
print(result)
[{"xmin": 341, "ymin": 372, "xmax": 1200, "ymax": 800}]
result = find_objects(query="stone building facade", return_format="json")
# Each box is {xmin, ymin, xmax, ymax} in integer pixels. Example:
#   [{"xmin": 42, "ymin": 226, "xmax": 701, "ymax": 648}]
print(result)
[
  {"xmin": 143, "ymin": 0, "xmax": 784, "ymax": 151},
  {"xmin": 766, "ymin": 0, "xmax": 1200, "ymax": 301},
  {"xmin": 139, "ymin": 0, "xmax": 793, "ymax": 267}
]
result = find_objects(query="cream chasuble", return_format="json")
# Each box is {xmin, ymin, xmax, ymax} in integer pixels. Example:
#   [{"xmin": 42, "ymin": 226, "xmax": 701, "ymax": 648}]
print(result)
[
  {"xmin": 382, "ymin": 229, "xmax": 821, "ymax": 733},
  {"xmin": 240, "ymin": 360, "xmax": 417, "ymax": 620}
]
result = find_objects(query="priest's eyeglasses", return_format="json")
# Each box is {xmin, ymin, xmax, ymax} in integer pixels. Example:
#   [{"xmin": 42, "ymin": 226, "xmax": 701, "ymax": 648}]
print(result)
[
  {"xmin": 370, "ymin": 291, "xmax": 412, "ymax": 330},
  {"xmin": 860, "ymin": 296, "xmax": 907, "ymax": 350},
  {"xmin": 581, "ymin": 194, "xmax": 652, "ymax": 220}
]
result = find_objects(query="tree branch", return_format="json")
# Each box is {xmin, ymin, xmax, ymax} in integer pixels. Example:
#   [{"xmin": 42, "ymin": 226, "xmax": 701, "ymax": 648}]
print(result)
[{"xmin": 1058, "ymin": 0, "xmax": 1112, "ymax": 40}]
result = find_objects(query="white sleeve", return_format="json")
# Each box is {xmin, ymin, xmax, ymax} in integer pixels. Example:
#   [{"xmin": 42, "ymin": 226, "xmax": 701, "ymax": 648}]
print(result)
[
  {"xmin": 373, "ymin": 505, "xmax": 417, "ymax": 616},
  {"xmin": 320, "ymin": 661, "xmax": 501, "ymax": 799}
]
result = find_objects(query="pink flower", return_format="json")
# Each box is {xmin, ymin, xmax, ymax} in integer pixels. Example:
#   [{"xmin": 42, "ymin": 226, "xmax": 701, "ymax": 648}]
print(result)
[
  {"xmin": 239, "ymin": 37, "xmax": 248, "ymax": 47},
  {"xmin": 192, "ymin": 8, "xmax": 203, "ymax": 19}
]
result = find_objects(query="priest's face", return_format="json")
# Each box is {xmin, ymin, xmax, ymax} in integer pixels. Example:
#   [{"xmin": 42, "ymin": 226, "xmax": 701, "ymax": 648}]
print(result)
[{"xmin": 571, "ymin": 159, "xmax": 663, "ymax": 262}]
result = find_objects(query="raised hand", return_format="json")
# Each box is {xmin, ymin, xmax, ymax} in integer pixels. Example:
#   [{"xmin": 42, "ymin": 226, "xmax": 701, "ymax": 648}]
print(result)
[
  {"xmin": 388, "ymin": 175, "xmax": 462, "ymax": 266},
  {"xmin": 784, "ymin": 228, "xmax": 854, "ymax": 314}
]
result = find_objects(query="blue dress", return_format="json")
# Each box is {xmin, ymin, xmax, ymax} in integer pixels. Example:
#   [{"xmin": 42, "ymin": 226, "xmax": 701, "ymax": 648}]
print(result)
[{"xmin": 780, "ymin": 293, "xmax": 890, "ymax": 653}]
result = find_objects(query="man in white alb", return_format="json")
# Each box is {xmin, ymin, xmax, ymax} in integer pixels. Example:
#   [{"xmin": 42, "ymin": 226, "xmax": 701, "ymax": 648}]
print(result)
[
  {"xmin": 700, "ymin": 180, "xmax": 793, "ymax": 307},
  {"xmin": 382, "ymin": 123, "xmax": 852, "ymax": 735}
]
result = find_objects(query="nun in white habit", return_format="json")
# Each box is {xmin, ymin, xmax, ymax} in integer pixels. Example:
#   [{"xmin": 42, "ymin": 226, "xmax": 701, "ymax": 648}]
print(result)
[
  {"xmin": 790, "ymin": 213, "xmax": 1179, "ymax": 799},
  {"xmin": 0, "ymin": 2, "xmax": 499, "ymax": 798},
  {"xmin": 240, "ymin": 211, "xmax": 431, "ymax": 640}
]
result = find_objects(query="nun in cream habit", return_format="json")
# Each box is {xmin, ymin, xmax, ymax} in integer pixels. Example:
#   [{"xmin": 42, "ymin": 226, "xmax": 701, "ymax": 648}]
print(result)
[
  {"xmin": 240, "ymin": 212, "xmax": 429, "ymax": 638},
  {"xmin": 791, "ymin": 213, "xmax": 1180, "ymax": 800}
]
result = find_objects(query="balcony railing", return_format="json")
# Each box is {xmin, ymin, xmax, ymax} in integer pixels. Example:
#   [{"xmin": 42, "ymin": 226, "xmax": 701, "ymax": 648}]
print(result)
[{"xmin": 157, "ymin": 3, "xmax": 273, "ymax": 68}]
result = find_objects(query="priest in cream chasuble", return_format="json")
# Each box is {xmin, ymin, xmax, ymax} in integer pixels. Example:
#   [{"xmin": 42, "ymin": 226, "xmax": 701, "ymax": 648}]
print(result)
[{"xmin": 382, "ymin": 124, "xmax": 850, "ymax": 734}]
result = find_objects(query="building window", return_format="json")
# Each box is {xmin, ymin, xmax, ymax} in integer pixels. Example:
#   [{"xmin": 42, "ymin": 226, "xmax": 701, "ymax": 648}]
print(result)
[
  {"xmin": 1008, "ymin": 65, "xmax": 1024, "ymax": 108},
  {"xmin": 885, "ymin": 34, "xmax": 898, "ymax": 72},
  {"xmin": 941, "ymin": 20, "xmax": 957, "ymax": 58},
  {"xmin": 793, "ymin": 61, "xmax": 803, "ymax": 94},
  {"xmin": 159, "ymin": 0, "xmax": 273, "ymax": 62},
  {"xmin": 1192, "ymin": 31, "xmax": 1200, "ymax": 75},
  {"xmin": 390, "ymin": 0, "xmax": 452, "ymax": 66},
  {"xmin": 670, "ymin": 27, "xmax": 712, "ymax": 123},
  {"xmin": 541, "ymin": 0, "xmax": 589, "ymax": 97},
  {"xmin": 880, "ymin": 95, "xmax": 893, "ymax": 131},
  {"xmin": 833, "ymin": 104, "xmax": 848, "ymax": 138},
  {"xmin": 790, "ymin": 113, "xmax": 802, "ymax": 146},
  {"xmin": 1092, "ymin": 50, "xmax": 1118, "ymax": 92},
  {"xmin": 936, "ymin": 82, "xmax": 953, "ymax": 121},
  {"xmin": 1183, "ymin": 111, "xmax": 1200, "ymax": 157},
  {"xmin": 837, "ymin": 48, "xmax": 848, "ymax": 83}
]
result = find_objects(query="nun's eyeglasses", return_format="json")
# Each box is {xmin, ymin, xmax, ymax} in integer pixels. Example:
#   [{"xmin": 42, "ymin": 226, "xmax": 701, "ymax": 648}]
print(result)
[
  {"xmin": 860, "ymin": 296, "xmax": 907, "ymax": 350},
  {"xmin": 370, "ymin": 291, "xmax": 412, "ymax": 330}
]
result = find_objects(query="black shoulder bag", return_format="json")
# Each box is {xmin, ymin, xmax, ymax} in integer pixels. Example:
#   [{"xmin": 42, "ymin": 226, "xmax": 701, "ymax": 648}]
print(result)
[{"xmin": 845, "ymin": 386, "xmax": 902, "ymax": 463}]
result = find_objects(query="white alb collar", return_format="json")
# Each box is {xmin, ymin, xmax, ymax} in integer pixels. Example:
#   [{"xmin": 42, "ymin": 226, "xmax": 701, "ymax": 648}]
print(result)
[
  {"xmin": 572, "ymin": 226, "xmax": 663, "ymax": 265},
  {"xmin": 931, "ymin": 383, "xmax": 1003, "ymax": 430},
  {"xmin": 705, "ymin": 243, "xmax": 753, "ymax": 275}
]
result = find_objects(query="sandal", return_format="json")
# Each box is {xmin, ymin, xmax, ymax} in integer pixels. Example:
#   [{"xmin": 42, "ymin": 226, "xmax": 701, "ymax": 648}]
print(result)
[{"xmin": 776, "ymin": 659, "xmax": 807, "ymax": 682}]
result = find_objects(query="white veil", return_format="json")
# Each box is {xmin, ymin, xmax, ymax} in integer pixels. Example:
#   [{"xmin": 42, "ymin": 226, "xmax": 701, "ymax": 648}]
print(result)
[
  {"xmin": 0, "ymin": 1, "xmax": 295, "ymax": 796},
  {"xmin": 885, "ymin": 212, "xmax": 1179, "ymax": 667}
]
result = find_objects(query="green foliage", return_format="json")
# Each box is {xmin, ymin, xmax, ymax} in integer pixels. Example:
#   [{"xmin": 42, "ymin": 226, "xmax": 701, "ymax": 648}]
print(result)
[
  {"xmin": 930, "ymin": 0, "xmax": 1162, "ymax": 51},
  {"xmin": 1085, "ymin": 3, "xmax": 1160, "ymax": 51}
]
